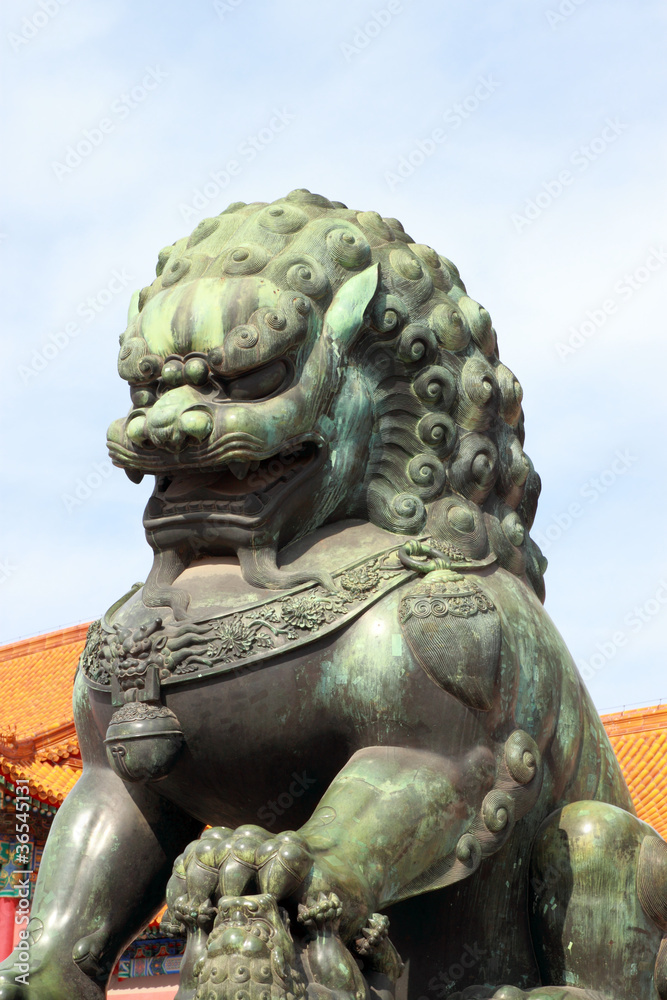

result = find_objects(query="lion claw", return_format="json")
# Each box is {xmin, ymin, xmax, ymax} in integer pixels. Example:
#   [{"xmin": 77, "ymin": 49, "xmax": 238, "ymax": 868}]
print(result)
[{"xmin": 298, "ymin": 892, "xmax": 343, "ymax": 931}]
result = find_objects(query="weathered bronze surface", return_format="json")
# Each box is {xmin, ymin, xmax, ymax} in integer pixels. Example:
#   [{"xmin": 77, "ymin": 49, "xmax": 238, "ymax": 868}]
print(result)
[{"xmin": 1, "ymin": 190, "xmax": 665, "ymax": 1000}]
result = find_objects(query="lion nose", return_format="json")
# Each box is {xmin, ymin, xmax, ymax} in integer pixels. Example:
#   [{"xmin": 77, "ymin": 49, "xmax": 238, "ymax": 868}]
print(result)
[{"xmin": 127, "ymin": 387, "xmax": 214, "ymax": 453}]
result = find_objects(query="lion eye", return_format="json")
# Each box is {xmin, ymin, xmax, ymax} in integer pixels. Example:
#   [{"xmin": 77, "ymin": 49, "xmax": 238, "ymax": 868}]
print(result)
[{"xmin": 225, "ymin": 360, "xmax": 289, "ymax": 401}]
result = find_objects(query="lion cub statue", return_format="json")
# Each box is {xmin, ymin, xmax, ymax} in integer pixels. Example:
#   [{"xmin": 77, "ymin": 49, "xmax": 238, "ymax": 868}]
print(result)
[{"xmin": 2, "ymin": 190, "xmax": 666, "ymax": 1000}]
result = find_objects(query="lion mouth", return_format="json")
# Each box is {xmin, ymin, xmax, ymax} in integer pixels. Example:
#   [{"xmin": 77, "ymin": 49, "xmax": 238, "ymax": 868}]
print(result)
[{"xmin": 143, "ymin": 441, "xmax": 320, "ymax": 524}]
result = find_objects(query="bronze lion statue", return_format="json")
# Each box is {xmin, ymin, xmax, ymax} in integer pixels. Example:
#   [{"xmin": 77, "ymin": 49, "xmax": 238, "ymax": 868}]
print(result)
[{"xmin": 2, "ymin": 189, "xmax": 666, "ymax": 1000}]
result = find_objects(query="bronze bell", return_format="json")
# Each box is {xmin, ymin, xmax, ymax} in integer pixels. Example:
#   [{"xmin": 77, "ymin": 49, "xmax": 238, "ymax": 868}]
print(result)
[{"xmin": 104, "ymin": 702, "xmax": 184, "ymax": 782}]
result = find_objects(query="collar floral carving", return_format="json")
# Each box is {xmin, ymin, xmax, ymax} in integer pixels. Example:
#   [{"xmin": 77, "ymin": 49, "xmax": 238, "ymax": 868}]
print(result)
[{"xmin": 80, "ymin": 547, "xmax": 411, "ymax": 701}]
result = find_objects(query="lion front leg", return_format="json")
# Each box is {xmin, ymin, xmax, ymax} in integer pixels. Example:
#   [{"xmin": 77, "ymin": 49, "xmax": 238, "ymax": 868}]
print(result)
[
  {"xmin": 0, "ymin": 769, "xmax": 199, "ymax": 1000},
  {"xmin": 287, "ymin": 744, "xmax": 493, "ymax": 999},
  {"xmin": 175, "ymin": 743, "xmax": 500, "ymax": 1000},
  {"xmin": 0, "ymin": 673, "xmax": 200, "ymax": 1000}
]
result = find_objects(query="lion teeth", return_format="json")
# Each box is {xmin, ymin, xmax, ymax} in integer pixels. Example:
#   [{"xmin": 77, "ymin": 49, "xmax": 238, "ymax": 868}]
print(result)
[
  {"xmin": 124, "ymin": 468, "xmax": 144, "ymax": 484},
  {"xmin": 244, "ymin": 494, "xmax": 263, "ymax": 514},
  {"xmin": 228, "ymin": 461, "xmax": 250, "ymax": 480}
]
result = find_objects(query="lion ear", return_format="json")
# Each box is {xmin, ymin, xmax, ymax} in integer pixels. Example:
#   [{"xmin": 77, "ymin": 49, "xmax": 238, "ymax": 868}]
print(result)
[{"xmin": 322, "ymin": 263, "xmax": 379, "ymax": 348}]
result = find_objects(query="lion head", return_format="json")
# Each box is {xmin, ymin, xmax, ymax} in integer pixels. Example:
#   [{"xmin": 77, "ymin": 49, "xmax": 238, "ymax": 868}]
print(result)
[{"xmin": 107, "ymin": 189, "xmax": 546, "ymax": 619}]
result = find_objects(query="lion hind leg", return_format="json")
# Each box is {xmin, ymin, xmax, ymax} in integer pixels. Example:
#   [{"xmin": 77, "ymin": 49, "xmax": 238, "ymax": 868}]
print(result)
[
  {"xmin": 637, "ymin": 834, "xmax": 667, "ymax": 999},
  {"xmin": 528, "ymin": 801, "xmax": 662, "ymax": 1000}
]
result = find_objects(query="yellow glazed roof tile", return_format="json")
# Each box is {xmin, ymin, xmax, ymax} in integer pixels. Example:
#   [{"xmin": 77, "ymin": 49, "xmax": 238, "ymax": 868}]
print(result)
[
  {"xmin": 0, "ymin": 624, "xmax": 90, "ymax": 804},
  {"xmin": 601, "ymin": 706, "xmax": 667, "ymax": 839},
  {"xmin": 0, "ymin": 624, "xmax": 90, "ymax": 741},
  {"xmin": 0, "ymin": 757, "xmax": 81, "ymax": 805}
]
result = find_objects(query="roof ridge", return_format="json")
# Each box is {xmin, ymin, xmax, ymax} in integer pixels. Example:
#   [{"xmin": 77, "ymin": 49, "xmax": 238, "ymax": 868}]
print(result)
[
  {"xmin": 602, "ymin": 704, "xmax": 667, "ymax": 736},
  {"xmin": 0, "ymin": 622, "xmax": 93, "ymax": 662}
]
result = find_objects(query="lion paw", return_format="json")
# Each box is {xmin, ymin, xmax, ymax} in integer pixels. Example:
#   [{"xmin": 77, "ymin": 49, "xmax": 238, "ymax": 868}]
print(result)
[
  {"xmin": 168, "ymin": 825, "xmax": 315, "ymax": 1000},
  {"xmin": 354, "ymin": 913, "xmax": 389, "ymax": 955},
  {"xmin": 353, "ymin": 914, "xmax": 403, "ymax": 982},
  {"xmin": 298, "ymin": 892, "xmax": 343, "ymax": 930},
  {"xmin": 257, "ymin": 831, "xmax": 313, "ymax": 899}
]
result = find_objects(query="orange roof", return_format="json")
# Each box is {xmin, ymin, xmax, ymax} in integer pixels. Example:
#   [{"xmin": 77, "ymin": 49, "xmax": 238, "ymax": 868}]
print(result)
[
  {"xmin": 0, "ymin": 624, "xmax": 89, "ymax": 741},
  {"xmin": 601, "ymin": 705, "xmax": 667, "ymax": 839},
  {"xmin": 0, "ymin": 623, "xmax": 89, "ymax": 805}
]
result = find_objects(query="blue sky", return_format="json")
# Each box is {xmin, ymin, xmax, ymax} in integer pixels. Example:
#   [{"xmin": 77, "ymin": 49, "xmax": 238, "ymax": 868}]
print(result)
[{"xmin": 1, "ymin": 0, "xmax": 666, "ymax": 714}]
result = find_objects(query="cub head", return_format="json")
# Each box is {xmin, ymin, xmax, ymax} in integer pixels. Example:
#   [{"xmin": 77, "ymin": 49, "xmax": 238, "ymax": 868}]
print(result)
[{"xmin": 107, "ymin": 189, "xmax": 545, "ymax": 618}]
